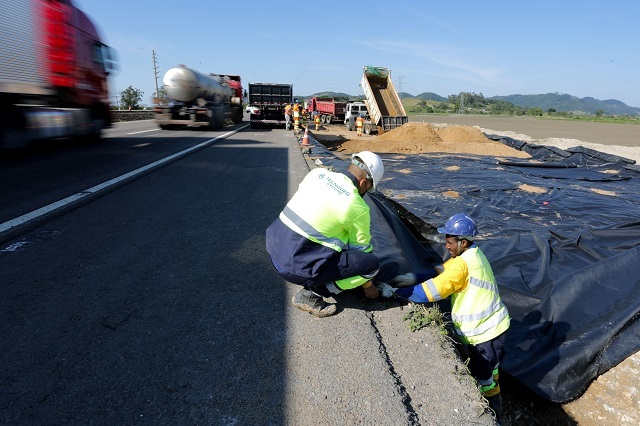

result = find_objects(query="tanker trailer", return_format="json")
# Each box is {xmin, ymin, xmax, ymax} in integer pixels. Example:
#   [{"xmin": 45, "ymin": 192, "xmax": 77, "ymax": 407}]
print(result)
[{"xmin": 154, "ymin": 65, "xmax": 243, "ymax": 130}]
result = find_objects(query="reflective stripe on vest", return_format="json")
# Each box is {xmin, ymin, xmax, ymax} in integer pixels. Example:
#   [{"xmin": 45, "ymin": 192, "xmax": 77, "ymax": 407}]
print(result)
[
  {"xmin": 451, "ymin": 247, "xmax": 510, "ymax": 344},
  {"xmin": 280, "ymin": 205, "xmax": 346, "ymax": 252}
]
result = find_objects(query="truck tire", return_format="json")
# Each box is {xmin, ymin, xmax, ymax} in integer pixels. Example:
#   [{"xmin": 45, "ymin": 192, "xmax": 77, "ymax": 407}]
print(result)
[
  {"xmin": 209, "ymin": 106, "xmax": 224, "ymax": 129},
  {"xmin": 85, "ymin": 118, "xmax": 105, "ymax": 143},
  {"xmin": 0, "ymin": 109, "xmax": 29, "ymax": 149},
  {"xmin": 364, "ymin": 123, "xmax": 372, "ymax": 135}
]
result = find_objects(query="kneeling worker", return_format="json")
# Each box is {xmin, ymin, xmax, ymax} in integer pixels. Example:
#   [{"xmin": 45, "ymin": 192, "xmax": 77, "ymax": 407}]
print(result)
[
  {"xmin": 392, "ymin": 213, "xmax": 510, "ymax": 423},
  {"xmin": 266, "ymin": 152, "xmax": 385, "ymax": 317}
]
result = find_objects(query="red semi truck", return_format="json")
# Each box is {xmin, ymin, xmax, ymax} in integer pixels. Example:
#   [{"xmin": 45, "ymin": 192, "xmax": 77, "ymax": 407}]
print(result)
[
  {"xmin": 306, "ymin": 97, "xmax": 346, "ymax": 124},
  {"xmin": 0, "ymin": 0, "xmax": 116, "ymax": 148}
]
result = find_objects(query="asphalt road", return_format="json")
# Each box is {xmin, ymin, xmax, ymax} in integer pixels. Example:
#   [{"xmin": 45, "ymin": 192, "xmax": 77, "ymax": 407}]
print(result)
[{"xmin": 0, "ymin": 119, "xmax": 492, "ymax": 424}]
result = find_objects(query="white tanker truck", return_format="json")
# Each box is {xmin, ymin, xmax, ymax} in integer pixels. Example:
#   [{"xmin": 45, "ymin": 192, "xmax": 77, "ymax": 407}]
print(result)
[{"xmin": 153, "ymin": 65, "xmax": 244, "ymax": 130}]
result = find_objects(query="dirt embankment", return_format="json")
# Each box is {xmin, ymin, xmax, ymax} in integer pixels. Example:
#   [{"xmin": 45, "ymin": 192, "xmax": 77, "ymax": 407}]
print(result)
[{"xmin": 312, "ymin": 122, "xmax": 531, "ymax": 159}]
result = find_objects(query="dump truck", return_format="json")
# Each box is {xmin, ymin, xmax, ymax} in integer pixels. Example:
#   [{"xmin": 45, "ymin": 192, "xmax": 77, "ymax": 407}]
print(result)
[
  {"xmin": 154, "ymin": 65, "xmax": 243, "ymax": 130},
  {"xmin": 360, "ymin": 66, "xmax": 408, "ymax": 135},
  {"xmin": 248, "ymin": 83, "xmax": 293, "ymax": 129},
  {"xmin": 306, "ymin": 97, "xmax": 346, "ymax": 124},
  {"xmin": 0, "ymin": 0, "xmax": 116, "ymax": 148}
]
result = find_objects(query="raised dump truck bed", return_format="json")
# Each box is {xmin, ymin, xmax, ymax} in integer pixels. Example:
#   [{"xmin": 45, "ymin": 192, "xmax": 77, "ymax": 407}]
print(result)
[{"xmin": 360, "ymin": 66, "xmax": 408, "ymax": 134}]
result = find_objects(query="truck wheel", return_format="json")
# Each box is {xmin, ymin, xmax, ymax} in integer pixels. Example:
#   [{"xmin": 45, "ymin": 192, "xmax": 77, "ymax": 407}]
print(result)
[
  {"xmin": 209, "ymin": 106, "xmax": 223, "ymax": 129},
  {"xmin": 85, "ymin": 118, "xmax": 105, "ymax": 143},
  {"xmin": 0, "ymin": 109, "xmax": 29, "ymax": 149},
  {"xmin": 364, "ymin": 123, "xmax": 371, "ymax": 135}
]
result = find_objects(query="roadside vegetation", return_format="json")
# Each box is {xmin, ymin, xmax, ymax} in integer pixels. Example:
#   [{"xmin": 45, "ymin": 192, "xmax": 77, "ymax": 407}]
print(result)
[
  {"xmin": 402, "ymin": 92, "xmax": 640, "ymax": 125},
  {"xmin": 403, "ymin": 303, "xmax": 450, "ymax": 339}
]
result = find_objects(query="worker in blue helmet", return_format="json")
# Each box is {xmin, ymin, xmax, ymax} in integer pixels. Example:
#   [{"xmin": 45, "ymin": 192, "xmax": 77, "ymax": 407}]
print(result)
[{"xmin": 391, "ymin": 213, "xmax": 510, "ymax": 423}]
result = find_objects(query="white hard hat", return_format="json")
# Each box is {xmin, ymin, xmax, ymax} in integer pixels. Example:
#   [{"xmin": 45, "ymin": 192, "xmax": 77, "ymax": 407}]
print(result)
[{"xmin": 352, "ymin": 151, "xmax": 384, "ymax": 192}]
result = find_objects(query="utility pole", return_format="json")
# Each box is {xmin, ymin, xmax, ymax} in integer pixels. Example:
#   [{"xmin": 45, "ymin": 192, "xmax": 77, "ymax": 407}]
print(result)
[
  {"xmin": 114, "ymin": 94, "xmax": 119, "ymax": 109},
  {"xmin": 152, "ymin": 50, "xmax": 160, "ymax": 105},
  {"xmin": 397, "ymin": 76, "xmax": 404, "ymax": 98},
  {"xmin": 458, "ymin": 92, "xmax": 465, "ymax": 114}
]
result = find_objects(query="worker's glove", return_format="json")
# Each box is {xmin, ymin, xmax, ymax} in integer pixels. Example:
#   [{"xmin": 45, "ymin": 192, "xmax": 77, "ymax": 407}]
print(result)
[
  {"xmin": 391, "ymin": 273, "xmax": 417, "ymax": 287},
  {"xmin": 376, "ymin": 282, "xmax": 397, "ymax": 298}
]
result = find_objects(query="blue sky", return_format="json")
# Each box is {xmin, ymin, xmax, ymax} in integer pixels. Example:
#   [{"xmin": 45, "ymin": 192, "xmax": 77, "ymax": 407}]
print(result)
[{"xmin": 74, "ymin": 0, "xmax": 640, "ymax": 108}]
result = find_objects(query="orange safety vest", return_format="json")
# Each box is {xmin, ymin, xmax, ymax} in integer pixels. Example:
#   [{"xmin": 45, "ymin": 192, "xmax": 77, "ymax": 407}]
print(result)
[{"xmin": 356, "ymin": 116, "xmax": 364, "ymax": 127}]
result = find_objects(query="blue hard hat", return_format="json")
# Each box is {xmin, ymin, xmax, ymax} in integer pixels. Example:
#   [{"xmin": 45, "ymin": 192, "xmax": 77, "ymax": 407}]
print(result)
[{"xmin": 437, "ymin": 213, "xmax": 478, "ymax": 239}]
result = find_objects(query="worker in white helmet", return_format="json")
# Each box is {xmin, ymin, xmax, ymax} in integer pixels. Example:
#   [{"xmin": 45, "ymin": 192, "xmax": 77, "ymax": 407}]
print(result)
[{"xmin": 266, "ymin": 151, "xmax": 385, "ymax": 317}]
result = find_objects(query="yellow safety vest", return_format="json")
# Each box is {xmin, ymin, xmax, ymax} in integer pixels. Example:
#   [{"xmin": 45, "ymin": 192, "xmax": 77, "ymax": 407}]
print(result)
[
  {"xmin": 421, "ymin": 246, "xmax": 510, "ymax": 344},
  {"xmin": 279, "ymin": 168, "xmax": 372, "ymax": 253},
  {"xmin": 276, "ymin": 168, "xmax": 373, "ymax": 289}
]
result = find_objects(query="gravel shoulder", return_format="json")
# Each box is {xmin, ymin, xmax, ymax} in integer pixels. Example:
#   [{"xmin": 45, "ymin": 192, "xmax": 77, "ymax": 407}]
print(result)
[{"xmin": 305, "ymin": 116, "xmax": 640, "ymax": 425}]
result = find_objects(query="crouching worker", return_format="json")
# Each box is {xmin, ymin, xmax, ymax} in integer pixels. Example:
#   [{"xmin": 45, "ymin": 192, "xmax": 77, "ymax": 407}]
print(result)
[
  {"xmin": 391, "ymin": 213, "xmax": 510, "ymax": 423},
  {"xmin": 266, "ymin": 152, "xmax": 385, "ymax": 317}
]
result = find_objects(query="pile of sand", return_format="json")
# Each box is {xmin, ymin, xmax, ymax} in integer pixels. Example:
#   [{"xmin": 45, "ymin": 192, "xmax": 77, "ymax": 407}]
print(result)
[{"xmin": 314, "ymin": 122, "xmax": 530, "ymax": 158}]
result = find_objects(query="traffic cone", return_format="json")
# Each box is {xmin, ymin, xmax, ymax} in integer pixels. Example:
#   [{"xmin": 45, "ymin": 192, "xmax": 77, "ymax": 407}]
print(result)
[{"xmin": 300, "ymin": 127, "xmax": 310, "ymax": 146}]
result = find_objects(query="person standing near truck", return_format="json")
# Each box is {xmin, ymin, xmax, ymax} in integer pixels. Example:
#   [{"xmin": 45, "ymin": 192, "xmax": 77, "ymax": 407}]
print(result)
[
  {"xmin": 315, "ymin": 113, "xmax": 321, "ymax": 131},
  {"xmin": 356, "ymin": 114, "xmax": 364, "ymax": 136},
  {"xmin": 284, "ymin": 103, "xmax": 292, "ymax": 130},
  {"xmin": 265, "ymin": 151, "xmax": 385, "ymax": 317},
  {"xmin": 391, "ymin": 213, "xmax": 510, "ymax": 423}
]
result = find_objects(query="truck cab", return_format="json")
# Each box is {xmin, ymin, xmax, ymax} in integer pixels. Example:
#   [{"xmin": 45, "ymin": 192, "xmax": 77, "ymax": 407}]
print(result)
[{"xmin": 344, "ymin": 101, "xmax": 368, "ymax": 131}]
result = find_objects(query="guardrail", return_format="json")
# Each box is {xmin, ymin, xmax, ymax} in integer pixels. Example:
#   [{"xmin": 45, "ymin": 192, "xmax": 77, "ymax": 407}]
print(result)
[{"xmin": 111, "ymin": 110, "xmax": 155, "ymax": 122}]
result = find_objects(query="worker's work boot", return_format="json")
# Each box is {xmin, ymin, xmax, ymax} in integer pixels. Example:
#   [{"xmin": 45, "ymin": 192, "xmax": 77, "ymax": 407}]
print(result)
[
  {"xmin": 291, "ymin": 288, "xmax": 337, "ymax": 317},
  {"xmin": 486, "ymin": 394, "xmax": 503, "ymax": 425}
]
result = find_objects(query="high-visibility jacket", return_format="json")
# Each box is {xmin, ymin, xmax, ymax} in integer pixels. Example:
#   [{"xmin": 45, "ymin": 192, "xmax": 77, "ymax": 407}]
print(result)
[
  {"xmin": 266, "ymin": 168, "xmax": 372, "ymax": 287},
  {"xmin": 356, "ymin": 116, "xmax": 364, "ymax": 127},
  {"xmin": 419, "ymin": 245, "xmax": 510, "ymax": 344}
]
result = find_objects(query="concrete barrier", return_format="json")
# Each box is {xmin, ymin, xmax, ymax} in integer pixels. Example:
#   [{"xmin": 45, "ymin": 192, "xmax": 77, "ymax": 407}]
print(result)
[{"xmin": 111, "ymin": 110, "xmax": 155, "ymax": 122}]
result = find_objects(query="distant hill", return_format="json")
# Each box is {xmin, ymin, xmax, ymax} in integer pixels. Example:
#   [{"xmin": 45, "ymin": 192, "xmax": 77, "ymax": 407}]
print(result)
[
  {"xmin": 301, "ymin": 91, "xmax": 639, "ymax": 116},
  {"xmin": 490, "ymin": 93, "xmax": 640, "ymax": 116},
  {"xmin": 303, "ymin": 92, "xmax": 353, "ymax": 100},
  {"xmin": 304, "ymin": 91, "xmax": 448, "ymax": 102},
  {"xmin": 398, "ymin": 92, "xmax": 447, "ymax": 102},
  {"xmin": 415, "ymin": 92, "xmax": 448, "ymax": 102}
]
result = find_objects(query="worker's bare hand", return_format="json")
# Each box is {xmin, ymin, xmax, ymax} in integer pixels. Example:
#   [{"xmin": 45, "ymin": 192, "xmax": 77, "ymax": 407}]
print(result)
[{"xmin": 363, "ymin": 284, "xmax": 379, "ymax": 298}]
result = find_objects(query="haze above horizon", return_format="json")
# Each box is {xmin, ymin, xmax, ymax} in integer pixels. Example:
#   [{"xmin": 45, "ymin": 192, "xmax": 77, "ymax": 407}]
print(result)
[{"xmin": 74, "ymin": 0, "xmax": 640, "ymax": 108}]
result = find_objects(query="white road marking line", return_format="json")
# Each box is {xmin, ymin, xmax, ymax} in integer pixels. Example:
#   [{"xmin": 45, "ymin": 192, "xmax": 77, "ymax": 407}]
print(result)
[
  {"xmin": 0, "ymin": 124, "xmax": 250, "ymax": 237},
  {"xmin": 127, "ymin": 129, "xmax": 159, "ymax": 135}
]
